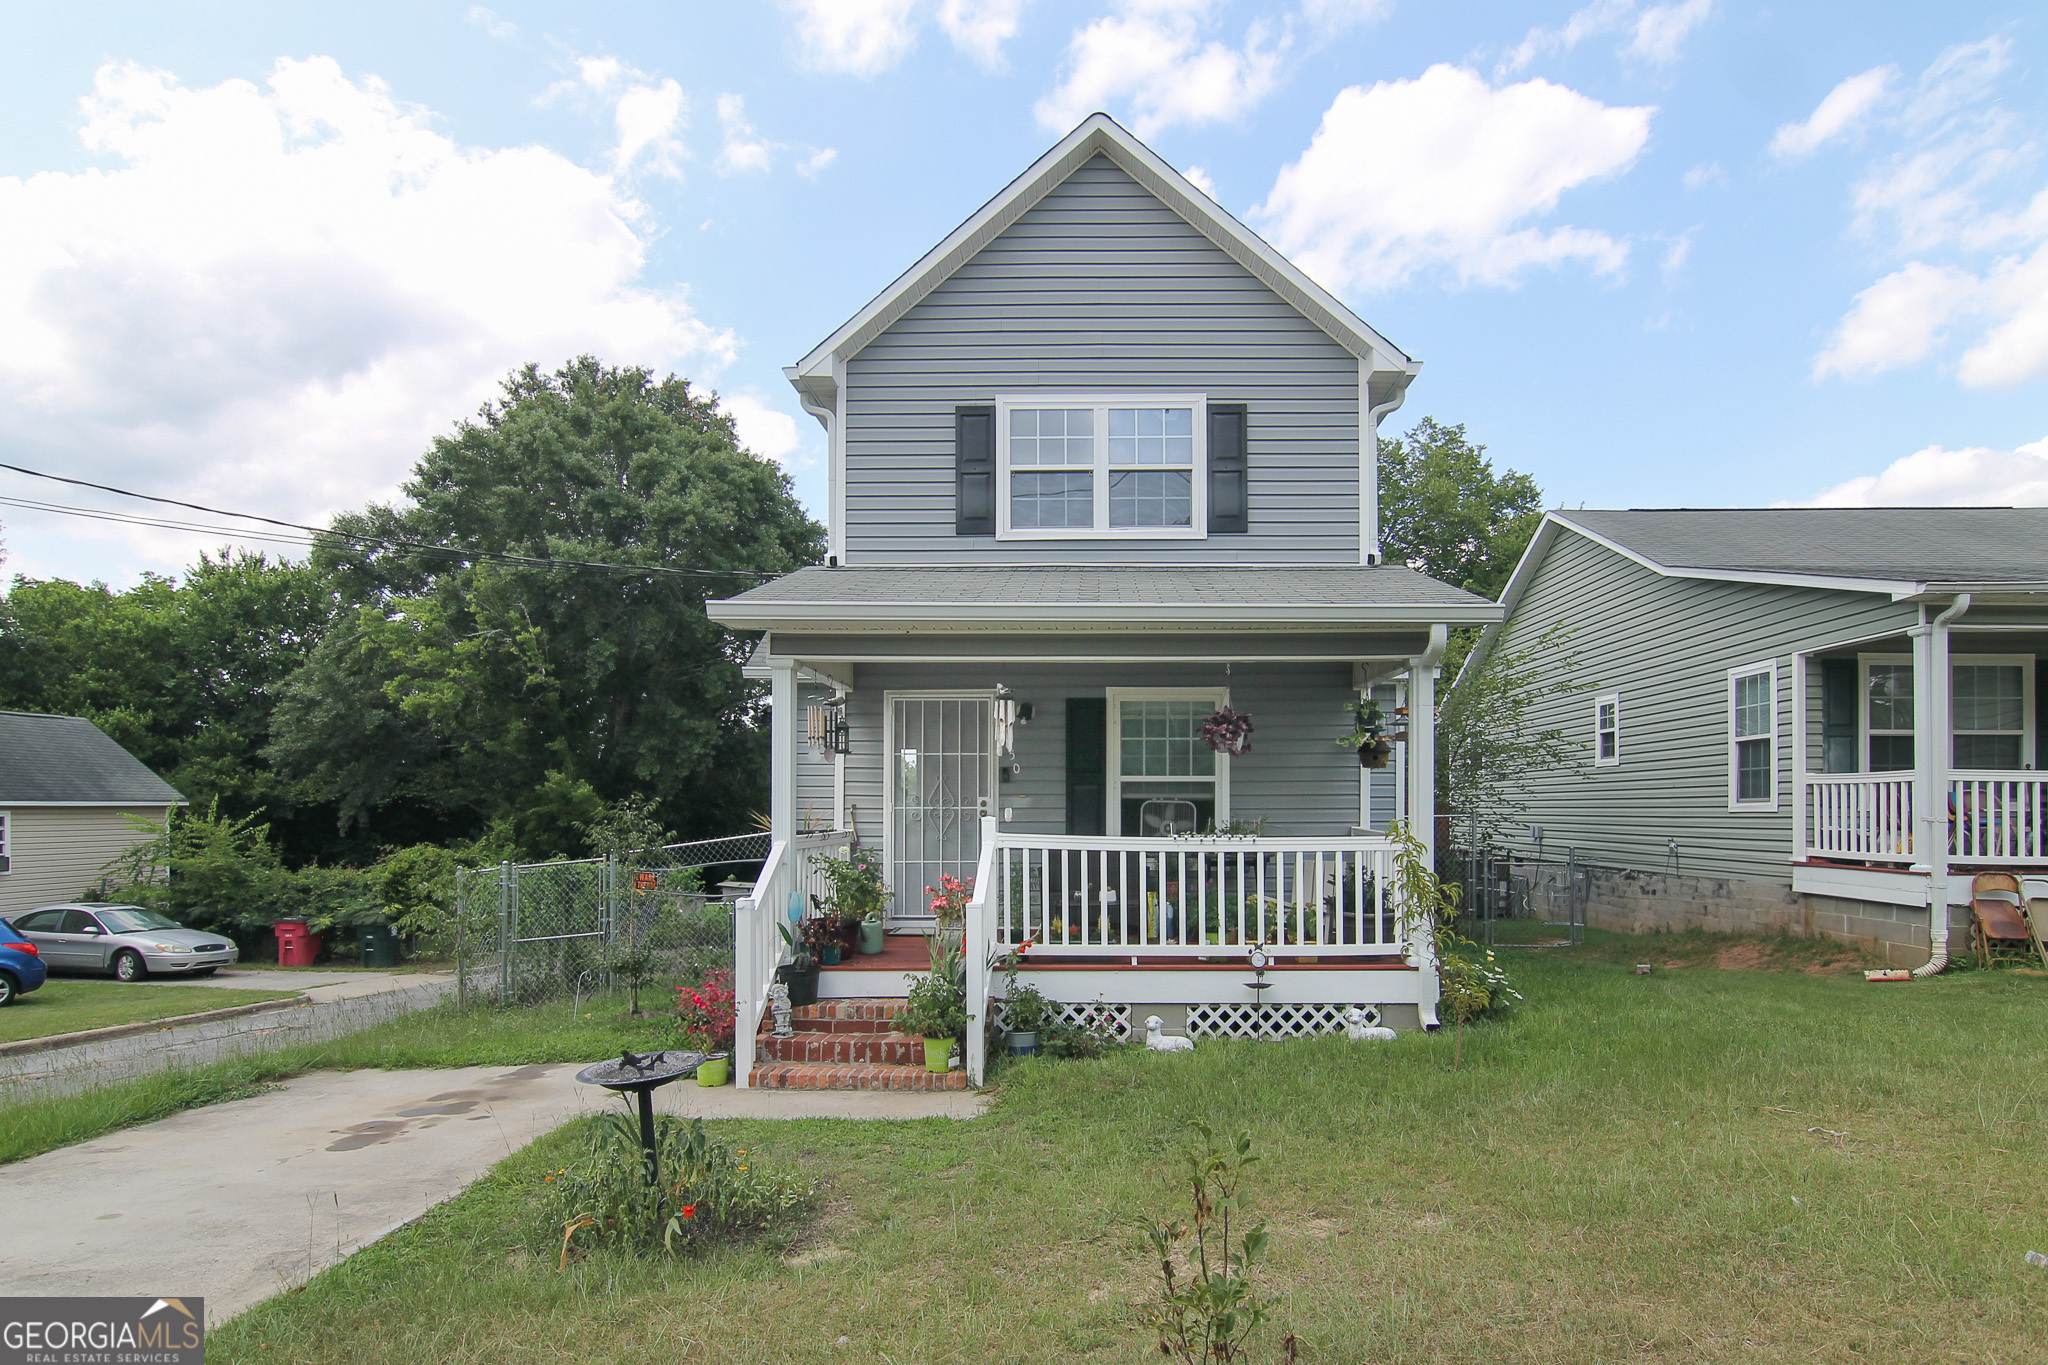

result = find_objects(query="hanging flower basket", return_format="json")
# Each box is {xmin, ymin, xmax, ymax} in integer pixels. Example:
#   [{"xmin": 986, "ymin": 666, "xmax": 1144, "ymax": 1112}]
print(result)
[
  {"xmin": 1197, "ymin": 707, "xmax": 1255, "ymax": 756},
  {"xmin": 1340, "ymin": 698, "xmax": 1393, "ymax": 766}
]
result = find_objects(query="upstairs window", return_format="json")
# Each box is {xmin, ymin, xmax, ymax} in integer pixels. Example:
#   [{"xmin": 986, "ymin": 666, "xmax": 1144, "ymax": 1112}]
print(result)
[
  {"xmin": 996, "ymin": 394, "xmax": 1207, "ymax": 539},
  {"xmin": 1593, "ymin": 693, "xmax": 1620, "ymax": 767},
  {"xmin": 1728, "ymin": 662, "xmax": 1777, "ymax": 810}
]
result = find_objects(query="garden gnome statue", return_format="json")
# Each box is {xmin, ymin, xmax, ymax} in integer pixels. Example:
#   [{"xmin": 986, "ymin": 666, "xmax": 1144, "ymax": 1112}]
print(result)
[{"xmin": 769, "ymin": 980, "xmax": 794, "ymax": 1038}]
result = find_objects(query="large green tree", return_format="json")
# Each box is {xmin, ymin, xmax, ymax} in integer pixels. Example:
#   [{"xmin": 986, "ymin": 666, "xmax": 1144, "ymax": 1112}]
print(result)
[
  {"xmin": 267, "ymin": 358, "xmax": 822, "ymax": 855},
  {"xmin": 0, "ymin": 551, "xmax": 342, "ymax": 862},
  {"xmin": 1378, "ymin": 417, "xmax": 1543, "ymax": 601}
]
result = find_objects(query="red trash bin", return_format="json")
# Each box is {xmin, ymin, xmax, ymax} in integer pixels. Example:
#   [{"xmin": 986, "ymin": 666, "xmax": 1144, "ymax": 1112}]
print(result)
[{"xmin": 273, "ymin": 918, "xmax": 321, "ymax": 966}]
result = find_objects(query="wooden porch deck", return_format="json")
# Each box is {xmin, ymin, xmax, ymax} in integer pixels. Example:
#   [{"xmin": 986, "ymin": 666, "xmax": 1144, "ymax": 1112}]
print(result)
[{"xmin": 821, "ymin": 933, "xmax": 1412, "ymax": 977}]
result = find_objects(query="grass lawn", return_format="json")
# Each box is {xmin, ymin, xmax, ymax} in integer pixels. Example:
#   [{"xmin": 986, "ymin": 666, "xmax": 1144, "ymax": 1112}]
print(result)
[
  {"xmin": 0, "ymin": 979, "xmax": 300, "ymax": 1045},
  {"xmin": 202, "ymin": 946, "xmax": 2047, "ymax": 1365}
]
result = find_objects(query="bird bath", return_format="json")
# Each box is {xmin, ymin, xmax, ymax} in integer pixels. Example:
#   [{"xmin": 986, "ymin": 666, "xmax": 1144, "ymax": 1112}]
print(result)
[{"xmin": 575, "ymin": 1050, "xmax": 706, "ymax": 1198}]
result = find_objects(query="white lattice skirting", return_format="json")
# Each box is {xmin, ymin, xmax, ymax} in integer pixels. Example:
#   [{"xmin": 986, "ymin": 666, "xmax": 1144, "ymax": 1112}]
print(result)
[
  {"xmin": 991, "ymin": 1000, "xmax": 1133, "ymax": 1041},
  {"xmin": 1185, "ymin": 1003, "xmax": 1382, "ymax": 1039}
]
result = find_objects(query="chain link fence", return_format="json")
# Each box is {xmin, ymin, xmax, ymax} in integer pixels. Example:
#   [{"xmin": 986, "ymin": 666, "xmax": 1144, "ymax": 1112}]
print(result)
[
  {"xmin": 1444, "ymin": 812, "xmax": 1587, "ymax": 948},
  {"xmin": 456, "ymin": 832, "xmax": 770, "ymax": 1007}
]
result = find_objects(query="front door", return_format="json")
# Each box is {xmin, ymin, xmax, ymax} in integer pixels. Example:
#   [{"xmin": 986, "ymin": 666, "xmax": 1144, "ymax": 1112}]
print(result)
[{"xmin": 888, "ymin": 695, "xmax": 993, "ymax": 925}]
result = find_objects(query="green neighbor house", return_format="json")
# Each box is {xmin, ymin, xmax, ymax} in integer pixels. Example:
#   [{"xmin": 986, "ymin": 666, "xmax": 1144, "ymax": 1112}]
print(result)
[{"xmin": 1471, "ymin": 506, "xmax": 2048, "ymax": 969}]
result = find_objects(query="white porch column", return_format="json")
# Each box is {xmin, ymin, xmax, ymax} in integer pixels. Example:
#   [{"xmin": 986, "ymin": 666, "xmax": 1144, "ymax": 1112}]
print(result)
[
  {"xmin": 769, "ymin": 655, "xmax": 797, "ymax": 846},
  {"xmin": 1791, "ymin": 651, "xmax": 1809, "ymax": 860},
  {"xmin": 1408, "ymin": 654, "xmax": 1438, "ymax": 867}
]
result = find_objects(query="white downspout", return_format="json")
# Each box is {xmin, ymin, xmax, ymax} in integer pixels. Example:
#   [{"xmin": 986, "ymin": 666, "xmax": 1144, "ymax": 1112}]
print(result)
[{"xmin": 1913, "ymin": 592, "xmax": 1970, "ymax": 978}]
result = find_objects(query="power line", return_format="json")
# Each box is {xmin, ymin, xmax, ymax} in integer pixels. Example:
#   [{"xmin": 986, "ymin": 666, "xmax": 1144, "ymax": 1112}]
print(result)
[{"xmin": 0, "ymin": 460, "xmax": 778, "ymax": 582}]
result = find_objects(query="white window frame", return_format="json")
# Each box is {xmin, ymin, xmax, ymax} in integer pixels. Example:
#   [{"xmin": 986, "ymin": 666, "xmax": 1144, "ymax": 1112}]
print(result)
[
  {"xmin": 994, "ymin": 392, "xmax": 1208, "ymax": 541},
  {"xmin": 1106, "ymin": 686, "xmax": 1231, "ymax": 836},
  {"xmin": 1949, "ymin": 653, "xmax": 2035, "ymax": 771},
  {"xmin": 1728, "ymin": 661, "xmax": 1779, "ymax": 812},
  {"xmin": 1592, "ymin": 693, "xmax": 1620, "ymax": 767},
  {"xmin": 1858, "ymin": 653, "xmax": 1915, "ymax": 775},
  {"xmin": 0, "ymin": 809, "xmax": 10, "ymax": 874}
]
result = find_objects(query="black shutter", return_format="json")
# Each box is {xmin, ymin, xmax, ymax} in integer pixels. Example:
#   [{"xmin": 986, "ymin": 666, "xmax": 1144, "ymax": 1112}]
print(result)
[
  {"xmin": 1065, "ymin": 697, "xmax": 1107, "ymax": 836},
  {"xmin": 955, "ymin": 405, "xmax": 995, "ymax": 535},
  {"xmin": 1821, "ymin": 659, "xmax": 1857, "ymax": 773},
  {"xmin": 1208, "ymin": 403, "xmax": 1248, "ymax": 534}
]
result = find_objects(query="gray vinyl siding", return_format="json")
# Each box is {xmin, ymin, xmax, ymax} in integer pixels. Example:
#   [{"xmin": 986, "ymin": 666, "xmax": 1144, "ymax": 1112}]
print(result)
[
  {"xmin": 835, "ymin": 662, "xmax": 1362, "ymax": 853},
  {"xmin": 0, "ymin": 805, "xmax": 170, "ymax": 919},
  {"xmin": 795, "ymin": 683, "xmax": 839, "ymax": 830},
  {"xmin": 1488, "ymin": 533, "xmax": 1919, "ymax": 885},
  {"xmin": 844, "ymin": 155, "xmax": 1360, "ymax": 564}
]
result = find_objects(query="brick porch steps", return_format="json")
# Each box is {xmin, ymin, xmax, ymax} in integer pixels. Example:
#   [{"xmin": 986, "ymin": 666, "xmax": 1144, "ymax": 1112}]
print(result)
[{"xmin": 751, "ymin": 996, "xmax": 968, "ymax": 1090}]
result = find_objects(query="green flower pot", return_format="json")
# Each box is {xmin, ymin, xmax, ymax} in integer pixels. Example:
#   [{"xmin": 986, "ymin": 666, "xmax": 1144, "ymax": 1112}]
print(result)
[
  {"xmin": 695, "ymin": 1054, "xmax": 730, "ymax": 1087},
  {"xmin": 923, "ymin": 1036, "xmax": 952, "ymax": 1073}
]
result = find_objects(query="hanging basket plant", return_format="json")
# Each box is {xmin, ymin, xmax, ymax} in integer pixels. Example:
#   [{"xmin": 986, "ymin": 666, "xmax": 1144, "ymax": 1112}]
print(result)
[
  {"xmin": 1339, "ymin": 699, "xmax": 1395, "ymax": 768},
  {"xmin": 1197, "ymin": 707, "xmax": 1255, "ymax": 756}
]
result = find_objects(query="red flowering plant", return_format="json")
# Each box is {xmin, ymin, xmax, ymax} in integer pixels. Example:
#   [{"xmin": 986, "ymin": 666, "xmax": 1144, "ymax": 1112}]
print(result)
[
  {"xmin": 926, "ymin": 873, "xmax": 973, "ymax": 930},
  {"xmin": 674, "ymin": 969, "xmax": 737, "ymax": 1051},
  {"xmin": 1196, "ymin": 708, "xmax": 1255, "ymax": 756}
]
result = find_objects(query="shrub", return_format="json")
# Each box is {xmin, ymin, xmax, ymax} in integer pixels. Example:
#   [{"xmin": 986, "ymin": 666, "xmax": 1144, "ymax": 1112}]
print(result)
[
  {"xmin": 544, "ymin": 1112, "xmax": 811, "ymax": 1265},
  {"xmin": 676, "ymin": 969, "xmax": 737, "ymax": 1051}
]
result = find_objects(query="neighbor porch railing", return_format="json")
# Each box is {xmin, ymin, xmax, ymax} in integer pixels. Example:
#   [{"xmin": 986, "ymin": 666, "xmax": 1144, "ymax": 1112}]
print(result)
[
  {"xmin": 733, "ymin": 829, "xmax": 843, "ymax": 1089},
  {"xmin": 1798, "ymin": 770, "xmax": 2048, "ymax": 866}
]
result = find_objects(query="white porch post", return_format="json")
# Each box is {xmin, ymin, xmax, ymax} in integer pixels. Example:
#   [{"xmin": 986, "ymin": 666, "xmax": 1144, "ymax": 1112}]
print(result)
[
  {"xmin": 1408, "ymin": 652, "xmax": 1438, "ymax": 868},
  {"xmin": 1927, "ymin": 601, "xmax": 1958, "ymax": 956},
  {"xmin": 1791, "ymin": 651, "xmax": 1809, "ymax": 860},
  {"xmin": 769, "ymin": 655, "xmax": 797, "ymax": 846}
]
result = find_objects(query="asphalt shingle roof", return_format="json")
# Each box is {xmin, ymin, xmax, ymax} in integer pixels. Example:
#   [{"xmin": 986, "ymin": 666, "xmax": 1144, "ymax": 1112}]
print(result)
[
  {"xmin": 716, "ymin": 564, "xmax": 1493, "ymax": 609},
  {"xmin": 1559, "ymin": 508, "xmax": 2048, "ymax": 584},
  {"xmin": 0, "ymin": 711, "xmax": 185, "ymax": 805}
]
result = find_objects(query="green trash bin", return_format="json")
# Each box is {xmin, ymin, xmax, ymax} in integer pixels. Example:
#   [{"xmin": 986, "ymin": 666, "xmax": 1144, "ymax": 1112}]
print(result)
[{"xmin": 357, "ymin": 923, "xmax": 401, "ymax": 968}]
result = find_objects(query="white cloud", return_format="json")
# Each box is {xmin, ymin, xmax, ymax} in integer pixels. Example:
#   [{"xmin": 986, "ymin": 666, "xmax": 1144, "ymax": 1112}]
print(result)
[
  {"xmin": 1810, "ymin": 39, "xmax": 2048, "ymax": 389},
  {"xmin": 1660, "ymin": 231, "xmax": 1693, "ymax": 274},
  {"xmin": 1769, "ymin": 66, "xmax": 1895, "ymax": 160},
  {"xmin": 785, "ymin": 0, "xmax": 920, "ymax": 77},
  {"xmin": 611, "ymin": 77, "xmax": 686, "ymax": 178},
  {"xmin": 465, "ymin": 6, "xmax": 518, "ymax": 40},
  {"xmin": 1499, "ymin": 0, "xmax": 1710, "ymax": 76},
  {"xmin": 0, "ymin": 57, "xmax": 735, "ymax": 581},
  {"xmin": 716, "ymin": 93, "xmax": 777, "ymax": 173},
  {"xmin": 938, "ymin": 0, "xmax": 1028, "ymax": 69},
  {"xmin": 1182, "ymin": 164, "xmax": 1217, "ymax": 198},
  {"xmin": 1255, "ymin": 64, "xmax": 1652, "ymax": 292},
  {"xmin": 1035, "ymin": 0, "xmax": 1283, "ymax": 138},
  {"xmin": 720, "ymin": 393, "xmax": 806, "ymax": 466},
  {"xmin": 798, "ymin": 147, "xmax": 839, "ymax": 178},
  {"xmin": 1683, "ymin": 160, "xmax": 1726, "ymax": 191},
  {"xmin": 1299, "ymin": 0, "xmax": 1391, "ymax": 37},
  {"xmin": 1801, "ymin": 435, "xmax": 2048, "ymax": 507}
]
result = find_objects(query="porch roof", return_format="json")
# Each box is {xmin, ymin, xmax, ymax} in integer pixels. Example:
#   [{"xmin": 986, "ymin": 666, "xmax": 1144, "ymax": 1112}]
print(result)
[{"xmin": 708, "ymin": 564, "xmax": 1499, "ymax": 632}]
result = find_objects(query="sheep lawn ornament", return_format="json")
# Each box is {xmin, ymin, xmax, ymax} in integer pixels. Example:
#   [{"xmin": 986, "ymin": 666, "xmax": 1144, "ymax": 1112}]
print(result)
[
  {"xmin": 1144, "ymin": 1015, "xmax": 1195, "ymax": 1052},
  {"xmin": 1342, "ymin": 1006, "xmax": 1397, "ymax": 1042}
]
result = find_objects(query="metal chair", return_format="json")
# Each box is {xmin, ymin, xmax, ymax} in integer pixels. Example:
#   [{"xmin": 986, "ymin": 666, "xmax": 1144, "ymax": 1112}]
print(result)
[{"xmin": 1969, "ymin": 872, "xmax": 2034, "ymax": 969}]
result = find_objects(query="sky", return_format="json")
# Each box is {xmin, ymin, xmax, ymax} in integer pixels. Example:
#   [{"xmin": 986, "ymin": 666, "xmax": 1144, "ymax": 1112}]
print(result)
[{"xmin": 1, "ymin": 0, "xmax": 2045, "ymax": 586}]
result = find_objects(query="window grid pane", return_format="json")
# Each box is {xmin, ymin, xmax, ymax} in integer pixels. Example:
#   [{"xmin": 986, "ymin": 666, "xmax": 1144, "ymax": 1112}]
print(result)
[
  {"xmin": 1109, "ymin": 469, "xmax": 1193, "ymax": 528},
  {"xmin": 1009, "ymin": 408, "xmax": 1094, "ymax": 467},
  {"xmin": 1118, "ymin": 701, "xmax": 1216, "ymax": 778},
  {"xmin": 1734, "ymin": 671, "xmax": 1770, "ymax": 739},
  {"xmin": 1953, "ymin": 665, "xmax": 2024, "ymax": 733},
  {"xmin": 1867, "ymin": 663, "xmax": 1913, "ymax": 733},
  {"xmin": 1010, "ymin": 472, "xmax": 1092, "ymax": 528},
  {"xmin": 1737, "ymin": 737, "xmax": 1770, "ymax": 801}
]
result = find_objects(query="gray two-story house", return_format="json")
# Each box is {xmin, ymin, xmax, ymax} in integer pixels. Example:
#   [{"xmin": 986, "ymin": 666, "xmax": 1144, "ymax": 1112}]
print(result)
[{"xmin": 709, "ymin": 115, "xmax": 1499, "ymax": 1086}]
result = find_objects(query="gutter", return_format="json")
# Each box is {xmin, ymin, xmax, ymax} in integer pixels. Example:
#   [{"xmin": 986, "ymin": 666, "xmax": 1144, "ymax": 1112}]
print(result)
[{"xmin": 1913, "ymin": 591, "xmax": 1972, "ymax": 979}]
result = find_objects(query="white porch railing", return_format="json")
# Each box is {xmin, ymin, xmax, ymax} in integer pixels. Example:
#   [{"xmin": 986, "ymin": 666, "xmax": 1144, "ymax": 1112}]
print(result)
[
  {"xmin": 1949, "ymin": 773, "xmax": 2048, "ymax": 862},
  {"xmin": 1802, "ymin": 773, "xmax": 1915, "ymax": 863},
  {"xmin": 733, "ymin": 830, "xmax": 842, "ymax": 1089}
]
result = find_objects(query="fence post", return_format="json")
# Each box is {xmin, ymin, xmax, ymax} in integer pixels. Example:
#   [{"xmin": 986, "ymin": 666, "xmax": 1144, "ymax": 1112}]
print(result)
[
  {"xmin": 455, "ymin": 865, "xmax": 467, "ymax": 1012},
  {"xmin": 497, "ymin": 859, "xmax": 513, "ymax": 1006}
]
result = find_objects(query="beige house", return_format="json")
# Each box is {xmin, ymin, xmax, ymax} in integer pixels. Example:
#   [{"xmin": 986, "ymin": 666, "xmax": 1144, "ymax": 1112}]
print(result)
[{"xmin": 0, "ymin": 711, "xmax": 184, "ymax": 920}]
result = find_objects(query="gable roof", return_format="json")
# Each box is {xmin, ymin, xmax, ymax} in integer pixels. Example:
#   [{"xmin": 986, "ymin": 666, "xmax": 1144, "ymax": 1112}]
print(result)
[
  {"xmin": 708, "ymin": 563, "xmax": 1499, "ymax": 631},
  {"xmin": 788, "ymin": 113, "xmax": 1421, "ymax": 411},
  {"xmin": 0, "ymin": 711, "xmax": 185, "ymax": 806}
]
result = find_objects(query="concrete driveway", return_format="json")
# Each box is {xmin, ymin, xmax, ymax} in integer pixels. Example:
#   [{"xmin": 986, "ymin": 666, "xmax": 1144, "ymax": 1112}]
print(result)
[
  {"xmin": 175, "ymin": 967, "xmax": 448, "ymax": 1003},
  {"xmin": 0, "ymin": 1065, "xmax": 981, "ymax": 1325}
]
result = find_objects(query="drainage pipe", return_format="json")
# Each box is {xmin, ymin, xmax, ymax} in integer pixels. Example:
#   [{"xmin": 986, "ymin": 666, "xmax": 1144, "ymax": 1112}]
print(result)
[{"xmin": 1913, "ymin": 591, "xmax": 1971, "ymax": 978}]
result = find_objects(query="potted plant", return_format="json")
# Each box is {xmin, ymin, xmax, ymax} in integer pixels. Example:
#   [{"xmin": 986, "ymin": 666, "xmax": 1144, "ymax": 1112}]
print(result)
[
  {"xmin": 801, "ymin": 914, "xmax": 842, "ymax": 967},
  {"xmin": 815, "ymin": 844, "xmax": 890, "ymax": 947},
  {"xmin": 1197, "ymin": 707, "xmax": 1255, "ymax": 756},
  {"xmin": 1339, "ymin": 699, "xmax": 1394, "ymax": 769},
  {"xmin": 776, "ymin": 923, "xmax": 820, "ymax": 1009},
  {"xmin": 899, "ymin": 970, "xmax": 965, "ymax": 1072},
  {"xmin": 1003, "ymin": 982, "xmax": 1053, "ymax": 1056}
]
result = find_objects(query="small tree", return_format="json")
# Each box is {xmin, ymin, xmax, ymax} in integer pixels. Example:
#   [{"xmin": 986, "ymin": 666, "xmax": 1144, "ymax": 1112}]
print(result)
[
  {"xmin": 1438, "ymin": 622, "xmax": 1582, "ymax": 849},
  {"xmin": 583, "ymin": 795, "xmax": 674, "ymax": 1017},
  {"xmin": 1390, "ymin": 819, "xmax": 1521, "ymax": 1071},
  {"xmin": 1138, "ymin": 1122, "xmax": 1288, "ymax": 1364}
]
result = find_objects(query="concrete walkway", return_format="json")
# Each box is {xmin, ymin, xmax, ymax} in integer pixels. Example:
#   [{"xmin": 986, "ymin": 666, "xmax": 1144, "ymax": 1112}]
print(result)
[
  {"xmin": 180, "ymin": 967, "xmax": 448, "ymax": 1003},
  {"xmin": 0, "ymin": 1065, "xmax": 981, "ymax": 1326}
]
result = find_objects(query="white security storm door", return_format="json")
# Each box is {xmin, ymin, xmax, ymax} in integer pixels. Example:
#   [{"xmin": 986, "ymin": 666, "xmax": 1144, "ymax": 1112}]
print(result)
[{"xmin": 887, "ymin": 695, "xmax": 993, "ymax": 924}]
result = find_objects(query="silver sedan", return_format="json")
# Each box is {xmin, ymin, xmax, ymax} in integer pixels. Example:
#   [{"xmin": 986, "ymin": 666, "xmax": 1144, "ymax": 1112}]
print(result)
[{"xmin": 10, "ymin": 904, "xmax": 240, "ymax": 981}]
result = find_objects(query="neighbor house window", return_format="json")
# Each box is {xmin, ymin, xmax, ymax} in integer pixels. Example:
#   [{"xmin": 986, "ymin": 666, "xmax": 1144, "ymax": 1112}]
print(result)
[
  {"xmin": 0, "ymin": 809, "xmax": 10, "ymax": 874},
  {"xmin": 1593, "ymin": 693, "xmax": 1620, "ymax": 767},
  {"xmin": 1729, "ymin": 663, "xmax": 1777, "ymax": 810},
  {"xmin": 997, "ymin": 394, "xmax": 1206, "ymax": 539},
  {"xmin": 1952, "ymin": 657, "xmax": 2033, "ymax": 770},
  {"xmin": 1107, "ymin": 688, "xmax": 1229, "ymax": 835},
  {"xmin": 1861, "ymin": 657, "xmax": 1914, "ymax": 773}
]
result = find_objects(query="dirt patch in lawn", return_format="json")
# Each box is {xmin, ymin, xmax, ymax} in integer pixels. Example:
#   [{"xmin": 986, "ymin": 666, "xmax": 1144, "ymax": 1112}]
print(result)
[{"xmin": 1579, "ymin": 929, "xmax": 1885, "ymax": 976}]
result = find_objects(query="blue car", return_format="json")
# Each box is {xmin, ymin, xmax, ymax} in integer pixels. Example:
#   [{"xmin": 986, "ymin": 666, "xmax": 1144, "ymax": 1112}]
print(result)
[{"xmin": 0, "ymin": 916, "xmax": 49, "ymax": 1006}]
